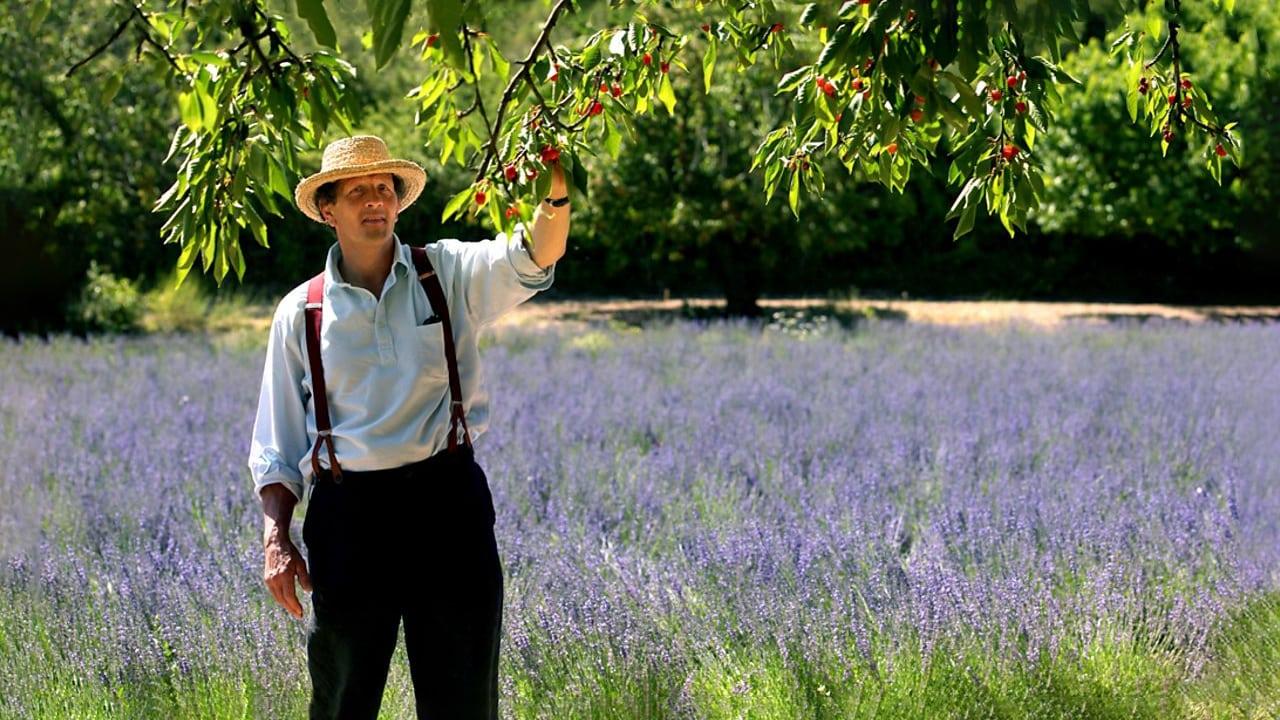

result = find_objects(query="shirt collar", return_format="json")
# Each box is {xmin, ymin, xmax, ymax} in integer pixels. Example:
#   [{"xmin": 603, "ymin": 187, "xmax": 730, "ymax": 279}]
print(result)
[{"xmin": 323, "ymin": 233, "xmax": 412, "ymax": 292}]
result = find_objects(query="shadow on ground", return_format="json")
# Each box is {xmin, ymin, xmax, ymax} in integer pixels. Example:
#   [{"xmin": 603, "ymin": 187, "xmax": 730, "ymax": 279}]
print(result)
[{"xmin": 560, "ymin": 303, "xmax": 910, "ymax": 330}]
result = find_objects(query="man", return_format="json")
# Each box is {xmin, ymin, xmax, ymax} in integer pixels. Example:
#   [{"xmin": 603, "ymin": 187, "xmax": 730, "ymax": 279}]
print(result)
[{"xmin": 247, "ymin": 134, "xmax": 568, "ymax": 719}]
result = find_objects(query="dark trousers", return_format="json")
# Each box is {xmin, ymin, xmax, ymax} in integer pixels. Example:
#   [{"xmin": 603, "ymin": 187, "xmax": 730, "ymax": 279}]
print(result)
[{"xmin": 302, "ymin": 445, "xmax": 502, "ymax": 720}]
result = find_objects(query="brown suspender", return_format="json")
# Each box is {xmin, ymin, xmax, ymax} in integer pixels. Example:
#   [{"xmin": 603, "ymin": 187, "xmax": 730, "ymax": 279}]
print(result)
[{"xmin": 303, "ymin": 246, "xmax": 472, "ymax": 484}]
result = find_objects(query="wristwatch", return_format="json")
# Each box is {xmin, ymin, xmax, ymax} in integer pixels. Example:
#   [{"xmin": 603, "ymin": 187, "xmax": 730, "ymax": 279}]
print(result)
[{"xmin": 543, "ymin": 195, "xmax": 571, "ymax": 207}]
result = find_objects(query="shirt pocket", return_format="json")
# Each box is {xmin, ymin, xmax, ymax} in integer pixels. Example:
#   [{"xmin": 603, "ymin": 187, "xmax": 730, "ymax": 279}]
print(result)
[{"xmin": 410, "ymin": 321, "xmax": 451, "ymax": 378}]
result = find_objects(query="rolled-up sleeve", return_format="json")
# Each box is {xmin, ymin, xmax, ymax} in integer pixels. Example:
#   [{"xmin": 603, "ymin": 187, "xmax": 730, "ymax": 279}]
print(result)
[
  {"xmin": 451, "ymin": 222, "xmax": 555, "ymax": 325},
  {"xmin": 247, "ymin": 299, "xmax": 309, "ymax": 502}
]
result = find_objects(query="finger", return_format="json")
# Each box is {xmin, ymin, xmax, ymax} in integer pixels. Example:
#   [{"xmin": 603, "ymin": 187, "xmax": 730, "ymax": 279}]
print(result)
[
  {"xmin": 282, "ymin": 576, "xmax": 303, "ymax": 618},
  {"xmin": 266, "ymin": 578, "xmax": 289, "ymax": 613},
  {"xmin": 295, "ymin": 558, "xmax": 313, "ymax": 592}
]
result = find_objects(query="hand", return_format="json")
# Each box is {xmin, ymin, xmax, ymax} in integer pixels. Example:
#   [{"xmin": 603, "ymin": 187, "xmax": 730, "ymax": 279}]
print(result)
[
  {"xmin": 548, "ymin": 160, "xmax": 569, "ymax": 196},
  {"xmin": 263, "ymin": 523, "xmax": 312, "ymax": 619}
]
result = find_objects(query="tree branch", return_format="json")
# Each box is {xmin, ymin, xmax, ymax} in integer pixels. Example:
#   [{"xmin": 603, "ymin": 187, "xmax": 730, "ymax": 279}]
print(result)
[
  {"xmin": 474, "ymin": 0, "xmax": 576, "ymax": 182},
  {"xmin": 66, "ymin": 14, "xmax": 133, "ymax": 77}
]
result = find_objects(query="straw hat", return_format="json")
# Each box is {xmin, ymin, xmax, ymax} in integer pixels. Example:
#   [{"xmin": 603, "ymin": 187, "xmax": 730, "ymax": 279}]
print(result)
[{"xmin": 294, "ymin": 135, "xmax": 427, "ymax": 223}]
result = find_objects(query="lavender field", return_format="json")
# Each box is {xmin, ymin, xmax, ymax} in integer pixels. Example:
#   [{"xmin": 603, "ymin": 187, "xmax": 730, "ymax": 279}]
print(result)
[{"xmin": 1, "ymin": 318, "xmax": 1278, "ymax": 719}]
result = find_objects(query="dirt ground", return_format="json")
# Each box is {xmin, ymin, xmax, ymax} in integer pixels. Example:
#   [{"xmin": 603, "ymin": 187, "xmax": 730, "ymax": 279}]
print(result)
[
  {"xmin": 489, "ymin": 296, "xmax": 1280, "ymax": 331},
  {"xmin": 219, "ymin": 296, "xmax": 1280, "ymax": 336}
]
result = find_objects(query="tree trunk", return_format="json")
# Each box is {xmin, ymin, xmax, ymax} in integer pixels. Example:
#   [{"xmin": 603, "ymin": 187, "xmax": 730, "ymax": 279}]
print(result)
[{"xmin": 709, "ymin": 227, "xmax": 763, "ymax": 318}]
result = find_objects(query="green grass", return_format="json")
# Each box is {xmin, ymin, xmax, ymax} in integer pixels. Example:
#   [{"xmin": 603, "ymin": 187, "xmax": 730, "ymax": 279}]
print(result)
[{"xmin": 5, "ymin": 593, "xmax": 1277, "ymax": 719}]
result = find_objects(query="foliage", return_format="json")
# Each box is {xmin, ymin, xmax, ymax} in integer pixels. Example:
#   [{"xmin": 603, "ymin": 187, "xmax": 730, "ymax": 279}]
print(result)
[
  {"xmin": 140, "ymin": 269, "xmax": 213, "ymax": 332},
  {"xmin": 0, "ymin": 0, "xmax": 175, "ymax": 332},
  {"xmin": 1034, "ymin": 0, "xmax": 1277, "ymax": 253},
  {"xmin": 43, "ymin": 0, "xmax": 1245, "ymax": 286},
  {"xmin": 72, "ymin": 261, "xmax": 144, "ymax": 333}
]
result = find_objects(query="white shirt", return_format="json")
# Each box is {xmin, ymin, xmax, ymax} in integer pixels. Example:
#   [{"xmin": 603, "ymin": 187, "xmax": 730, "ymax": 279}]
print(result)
[{"xmin": 247, "ymin": 226, "xmax": 554, "ymax": 501}]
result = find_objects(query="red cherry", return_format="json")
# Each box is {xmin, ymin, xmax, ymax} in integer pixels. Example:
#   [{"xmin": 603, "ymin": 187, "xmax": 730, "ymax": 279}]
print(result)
[
  {"xmin": 504, "ymin": 206, "xmax": 518, "ymax": 218},
  {"xmin": 835, "ymin": 113, "xmax": 843, "ymax": 122},
  {"xmin": 1001, "ymin": 144, "xmax": 1019, "ymax": 160},
  {"xmin": 642, "ymin": 53, "xmax": 652, "ymax": 66},
  {"xmin": 1168, "ymin": 93, "xmax": 1177, "ymax": 105},
  {"xmin": 1215, "ymin": 143, "xmax": 1227, "ymax": 157},
  {"xmin": 1015, "ymin": 100, "xmax": 1027, "ymax": 114},
  {"xmin": 770, "ymin": 22, "xmax": 784, "ymax": 33},
  {"xmin": 1006, "ymin": 75, "xmax": 1018, "ymax": 88},
  {"xmin": 906, "ymin": 10, "xmax": 917, "ymax": 22},
  {"xmin": 1018, "ymin": 70, "xmax": 1027, "ymax": 82},
  {"xmin": 540, "ymin": 145, "xmax": 560, "ymax": 164},
  {"xmin": 1138, "ymin": 78, "xmax": 1149, "ymax": 95},
  {"xmin": 1181, "ymin": 78, "xmax": 1193, "ymax": 89},
  {"xmin": 475, "ymin": 191, "xmax": 487, "ymax": 206},
  {"xmin": 885, "ymin": 142, "xmax": 898, "ymax": 155},
  {"xmin": 862, "ymin": 89, "xmax": 872, "ymax": 100},
  {"xmin": 611, "ymin": 83, "xmax": 623, "ymax": 97},
  {"xmin": 591, "ymin": 100, "xmax": 604, "ymax": 116},
  {"xmin": 858, "ymin": 0, "xmax": 871, "ymax": 4},
  {"xmin": 1182, "ymin": 97, "xmax": 1192, "ymax": 109},
  {"xmin": 910, "ymin": 109, "xmax": 923, "ymax": 122},
  {"xmin": 990, "ymin": 89, "xmax": 1003, "ymax": 102},
  {"xmin": 599, "ymin": 83, "xmax": 609, "ymax": 93},
  {"xmin": 851, "ymin": 78, "xmax": 864, "ymax": 91},
  {"xmin": 915, "ymin": 95, "xmax": 926, "ymax": 105},
  {"xmin": 660, "ymin": 61, "xmax": 669, "ymax": 74},
  {"xmin": 701, "ymin": 23, "xmax": 710, "ymax": 32},
  {"xmin": 504, "ymin": 164, "xmax": 518, "ymax": 181},
  {"xmin": 426, "ymin": 33, "xmax": 439, "ymax": 47}
]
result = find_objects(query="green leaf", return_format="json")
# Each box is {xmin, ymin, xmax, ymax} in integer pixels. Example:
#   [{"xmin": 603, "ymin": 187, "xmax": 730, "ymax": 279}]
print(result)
[
  {"xmin": 569, "ymin": 153, "xmax": 589, "ymax": 199},
  {"xmin": 603, "ymin": 117, "xmax": 622, "ymax": 158},
  {"xmin": 243, "ymin": 201, "xmax": 270, "ymax": 248},
  {"xmin": 177, "ymin": 91, "xmax": 202, "ymax": 132},
  {"xmin": 442, "ymin": 186, "xmax": 472, "ymax": 222},
  {"xmin": 947, "ymin": 177, "xmax": 981, "ymax": 219},
  {"xmin": 28, "ymin": 0, "xmax": 50, "ymax": 32},
  {"xmin": 816, "ymin": 23, "xmax": 852, "ymax": 73},
  {"xmin": 953, "ymin": 198, "xmax": 978, "ymax": 239},
  {"xmin": 534, "ymin": 165, "xmax": 551, "ymax": 201},
  {"xmin": 777, "ymin": 66, "xmax": 809, "ymax": 94},
  {"xmin": 941, "ymin": 71, "xmax": 983, "ymax": 118},
  {"xmin": 368, "ymin": 0, "xmax": 412, "ymax": 69},
  {"xmin": 426, "ymin": 0, "xmax": 466, "ymax": 71},
  {"xmin": 296, "ymin": 0, "xmax": 337, "ymax": 49},
  {"xmin": 702, "ymin": 37, "xmax": 717, "ymax": 94},
  {"xmin": 487, "ymin": 40, "xmax": 509, "ymax": 80},
  {"xmin": 101, "ymin": 69, "xmax": 125, "ymax": 105},
  {"xmin": 787, "ymin": 170, "xmax": 800, "ymax": 218},
  {"xmin": 657, "ymin": 74, "xmax": 677, "ymax": 115},
  {"xmin": 1126, "ymin": 59, "xmax": 1141, "ymax": 123},
  {"xmin": 1146, "ymin": 14, "xmax": 1163, "ymax": 43}
]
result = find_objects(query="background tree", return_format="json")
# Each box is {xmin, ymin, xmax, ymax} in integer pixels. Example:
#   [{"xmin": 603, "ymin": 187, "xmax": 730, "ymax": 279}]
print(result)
[{"xmin": 4, "ymin": 0, "xmax": 1271, "ymax": 332}]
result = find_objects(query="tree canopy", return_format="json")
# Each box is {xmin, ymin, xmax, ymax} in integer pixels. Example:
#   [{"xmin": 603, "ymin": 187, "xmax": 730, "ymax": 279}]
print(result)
[{"xmin": 35, "ymin": 0, "xmax": 1243, "ymax": 287}]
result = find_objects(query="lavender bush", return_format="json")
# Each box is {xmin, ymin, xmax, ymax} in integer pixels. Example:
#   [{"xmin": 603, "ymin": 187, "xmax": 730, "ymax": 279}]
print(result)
[{"xmin": 1, "ymin": 318, "xmax": 1277, "ymax": 718}]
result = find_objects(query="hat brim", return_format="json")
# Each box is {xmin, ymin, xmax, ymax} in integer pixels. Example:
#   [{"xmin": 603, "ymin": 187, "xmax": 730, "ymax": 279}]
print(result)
[{"xmin": 294, "ymin": 160, "xmax": 427, "ymax": 223}]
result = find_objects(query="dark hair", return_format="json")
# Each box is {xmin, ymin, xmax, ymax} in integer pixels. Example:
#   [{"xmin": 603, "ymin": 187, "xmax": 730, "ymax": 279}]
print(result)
[{"xmin": 315, "ymin": 175, "xmax": 407, "ymax": 213}]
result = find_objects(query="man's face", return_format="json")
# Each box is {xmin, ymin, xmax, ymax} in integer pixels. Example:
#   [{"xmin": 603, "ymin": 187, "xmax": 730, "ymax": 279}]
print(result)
[{"xmin": 318, "ymin": 173, "xmax": 400, "ymax": 244}]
